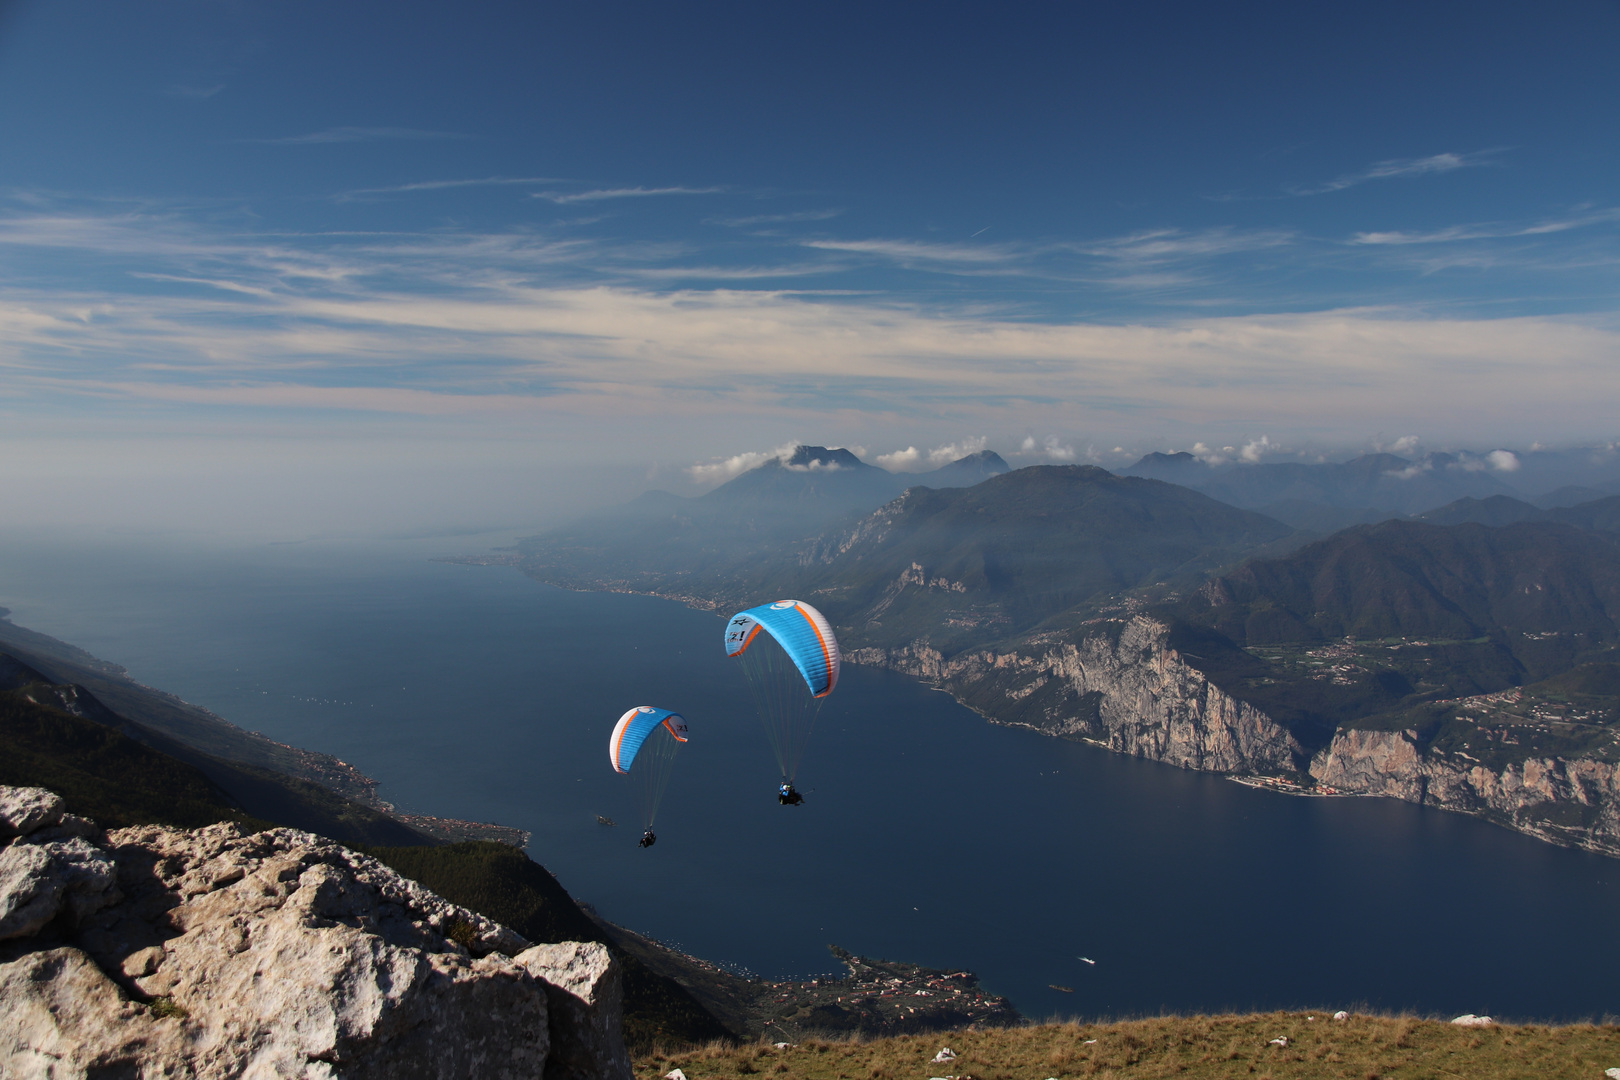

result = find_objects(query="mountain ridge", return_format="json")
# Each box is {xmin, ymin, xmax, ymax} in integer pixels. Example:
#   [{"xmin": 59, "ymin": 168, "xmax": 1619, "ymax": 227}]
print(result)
[
  {"xmin": 1121, "ymin": 450, "xmax": 1522, "ymax": 516},
  {"xmin": 502, "ymin": 449, "xmax": 1620, "ymax": 857}
]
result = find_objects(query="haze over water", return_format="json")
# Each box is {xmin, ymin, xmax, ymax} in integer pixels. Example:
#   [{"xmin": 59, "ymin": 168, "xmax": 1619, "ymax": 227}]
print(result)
[{"xmin": 3, "ymin": 533, "xmax": 1617, "ymax": 1023}]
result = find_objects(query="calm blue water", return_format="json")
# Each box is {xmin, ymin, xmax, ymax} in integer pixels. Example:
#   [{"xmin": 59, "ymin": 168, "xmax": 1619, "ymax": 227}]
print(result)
[{"xmin": 2, "ymin": 532, "xmax": 1617, "ymax": 1023}]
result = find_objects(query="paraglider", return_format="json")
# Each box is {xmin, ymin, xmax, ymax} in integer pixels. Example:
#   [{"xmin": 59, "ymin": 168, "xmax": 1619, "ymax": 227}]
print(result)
[
  {"xmin": 724, "ymin": 599, "xmax": 840, "ymax": 803},
  {"xmin": 609, "ymin": 706, "xmax": 689, "ymax": 847}
]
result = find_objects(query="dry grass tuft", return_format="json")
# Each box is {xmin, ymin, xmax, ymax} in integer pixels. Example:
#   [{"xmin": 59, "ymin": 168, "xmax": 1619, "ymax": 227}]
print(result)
[{"xmin": 638, "ymin": 1012, "xmax": 1619, "ymax": 1080}]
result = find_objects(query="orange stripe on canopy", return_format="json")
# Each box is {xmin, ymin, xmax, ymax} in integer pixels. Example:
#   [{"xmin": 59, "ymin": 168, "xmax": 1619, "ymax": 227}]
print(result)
[{"xmin": 794, "ymin": 603, "xmax": 835, "ymax": 697}]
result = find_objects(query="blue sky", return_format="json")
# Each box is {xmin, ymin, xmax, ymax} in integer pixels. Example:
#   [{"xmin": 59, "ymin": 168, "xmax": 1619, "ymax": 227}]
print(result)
[{"xmin": 1, "ymin": 0, "xmax": 1617, "ymax": 534}]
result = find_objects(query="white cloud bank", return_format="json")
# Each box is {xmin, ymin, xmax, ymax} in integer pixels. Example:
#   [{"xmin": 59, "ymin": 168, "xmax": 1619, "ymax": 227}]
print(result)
[
  {"xmin": 2, "ymin": 210, "xmax": 1618, "ymax": 454},
  {"xmin": 1180, "ymin": 436, "xmax": 1286, "ymax": 466},
  {"xmin": 1016, "ymin": 436, "xmax": 1078, "ymax": 462},
  {"xmin": 3, "ymin": 280, "xmax": 1617, "ymax": 449},
  {"xmin": 687, "ymin": 443, "xmax": 802, "ymax": 484},
  {"xmin": 873, "ymin": 437, "xmax": 989, "ymax": 472}
]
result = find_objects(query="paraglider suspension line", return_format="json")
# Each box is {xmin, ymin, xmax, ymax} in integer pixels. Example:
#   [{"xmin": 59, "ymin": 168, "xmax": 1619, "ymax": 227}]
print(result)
[
  {"xmin": 636, "ymin": 728, "xmax": 682, "ymax": 830},
  {"xmin": 737, "ymin": 643, "xmax": 823, "ymax": 782}
]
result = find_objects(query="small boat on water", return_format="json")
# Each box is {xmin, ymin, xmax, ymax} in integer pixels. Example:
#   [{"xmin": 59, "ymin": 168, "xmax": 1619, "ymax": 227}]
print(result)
[
  {"xmin": 596, "ymin": 815, "xmax": 616, "ymax": 826},
  {"xmin": 1078, "ymin": 957, "xmax": 1096, "ymax": 965},
  {"xmin": 1049, "ymin": 984, "xmax": 1074, "ymax": 993}
]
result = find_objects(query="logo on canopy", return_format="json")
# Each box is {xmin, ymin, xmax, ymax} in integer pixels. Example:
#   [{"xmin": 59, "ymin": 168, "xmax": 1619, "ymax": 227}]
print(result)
[{"xmin": 771, "ymin": 600, "xmax": 796, "ymax": 609}]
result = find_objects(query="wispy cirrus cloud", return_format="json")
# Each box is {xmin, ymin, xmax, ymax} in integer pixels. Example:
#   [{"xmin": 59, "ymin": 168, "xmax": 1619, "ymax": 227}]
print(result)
[
  {"xmin": 801, "ymin": 237, "xmax": 1020, "ymax": 267},
  {"xmin": 531, "ymin": 186, "xmax": 724, "ymax": 204},
  {"xmin": 1, "ymin": 202, "xmax": 1618, "ymax": 447},
  {"xmin": 339, "ymin": 176, "xmax": 567, "ymax": 198},
  {"xmin": 1290, "ymin": 150, "xmax": 1501, "ymax": 196},
  {"xmin": 241, "ymin": 126, "xmax": 469, "ymax": 145},
  {"xmin": 1081, "ymin": 227, "xmax": 1297, "ymax": 263},
  {"xmin": 622, "ymin": 262, "xmax": 848, "ymax": 281},
  {"xmin": 799, "ymin": 228, "xmax": 1299, "ymax": 288},
  {"xmin": 1351, "ymin": 206, "xmax": 1620, "ymax": 245},
  {"xmin": 707, "ymin": 208, "xmax": 843, "ymax": 227}
]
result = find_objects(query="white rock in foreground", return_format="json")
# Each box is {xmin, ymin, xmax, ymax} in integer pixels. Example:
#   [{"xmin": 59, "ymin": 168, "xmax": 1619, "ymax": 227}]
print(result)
[
  {"xmin": 0, "ymin": 787, "xmax": 66, "ymax": 839},
  {"xmin": 0, "ymin": 787, "xmax": 634, "ymax": 1079},
  {"xmin": 1449, "ymin": 1013, "xmax": 1494, "ymax": 1027},
  {"xmin": 518, "ymin": 941, "xmax": 634, "ymax": 1080},
  {"xmin": 0, "ymin": 836, "xmax": 118, "ymax": 940}
]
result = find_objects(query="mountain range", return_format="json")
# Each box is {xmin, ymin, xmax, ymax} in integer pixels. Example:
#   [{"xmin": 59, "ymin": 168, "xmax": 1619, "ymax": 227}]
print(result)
[
  {"xmin": 792, "ymin": 464, "xmax": 1294, "ymax": 652},
  {"xmin": 1120, "ymin": 450, "xmax": 1520, "ymax": 514},
  {"xmin": 515, "ymin": 446, "xmax": 1009, "ymax": 594},
  {"xmin": 507, "ymin": 444, "xmax": 1620, "ymax": 856}
]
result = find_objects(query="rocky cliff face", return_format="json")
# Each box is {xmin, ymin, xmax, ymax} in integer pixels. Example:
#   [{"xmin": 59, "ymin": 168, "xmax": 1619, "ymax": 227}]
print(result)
[
  {"xmin": 848, "ymin": 615, "xmax": 1304, "ymax": 774},
  {"xmin": 0, "ymin": 786, "xmax": 634, "ymax": 1080},
  {"xmin": 849, "ymin": 616, "xmax": 1620, "ymax": 856},
  {"xmin": 1310, "ymin": 730, "xmax": 1620, "ymax": 856}
]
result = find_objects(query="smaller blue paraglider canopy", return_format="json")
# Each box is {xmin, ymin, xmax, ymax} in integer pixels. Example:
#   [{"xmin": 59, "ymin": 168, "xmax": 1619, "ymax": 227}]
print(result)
[
  {"xmin": 609, "ymin": 706, "xmax": 689, "ymax": 774},
  {"xmin": 723, "ymin": 599, "xmax": 841, "ymax": 698}
]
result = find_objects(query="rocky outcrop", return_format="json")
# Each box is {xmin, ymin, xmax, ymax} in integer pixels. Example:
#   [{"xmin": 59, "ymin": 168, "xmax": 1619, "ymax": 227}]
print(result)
[
  {"xmin": 849, "ymin": 615, "xmax": 1303, "ymax": 773},
  {"xmin": 0, "ymin": 836, "xmax": 118, "ymax": 941},
  {"xmin": 1311, "ymin": 731, "xmax": 1620, "ymax": 856},
  {"xmin": 851, "ymin": 617, "xmax": 1620, "ymax": 855},
  {"xmin": 0, "ymin": 786, "xmax": 632, "ymax": 1079},
  {"xmin": 1, "ymin": 787, "xmax": 72, "ymax": 839},
  {"xmin": 519, "ymin": 942, "xmax": 633, "ymax": 1080}
]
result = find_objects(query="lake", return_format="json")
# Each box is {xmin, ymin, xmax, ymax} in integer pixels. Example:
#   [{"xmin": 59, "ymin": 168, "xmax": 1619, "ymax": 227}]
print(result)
[{"xmin": 2, "ymin": 532, "xmax": 1617, "ymax": 1022}]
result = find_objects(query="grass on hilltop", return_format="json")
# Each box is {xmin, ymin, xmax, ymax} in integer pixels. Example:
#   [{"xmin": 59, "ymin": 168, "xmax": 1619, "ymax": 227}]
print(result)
[{"xmin": 638, "ymin": 1012, "xmax": 1620, "ymax": 1080}]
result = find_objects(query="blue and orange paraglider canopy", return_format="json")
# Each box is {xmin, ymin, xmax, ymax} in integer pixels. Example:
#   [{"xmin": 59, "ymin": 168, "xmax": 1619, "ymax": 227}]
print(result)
[
  {"xmin": 724, "ymin": 599, "xmax": 841, "ymax": 698},
  {"xmin": 609, "ymin": 706, "xmax": 689, "ymax": 774},
  {"xmin": 724, "ymin": 599, "xmax": 840, "ymax": 791},
  {"xmin": 609, "ymin": 706, "xmax": 689, "ymax": 838}
]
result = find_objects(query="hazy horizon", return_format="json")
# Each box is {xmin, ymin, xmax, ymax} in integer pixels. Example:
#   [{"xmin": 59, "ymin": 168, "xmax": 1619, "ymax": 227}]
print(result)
[
  {"xmin": 1, "ymin": 1, "xmax": 1616, "ymax": 541},
  {"xmin": 0, "ymin": 431, "xmax": 1614, "ymax": 545}
]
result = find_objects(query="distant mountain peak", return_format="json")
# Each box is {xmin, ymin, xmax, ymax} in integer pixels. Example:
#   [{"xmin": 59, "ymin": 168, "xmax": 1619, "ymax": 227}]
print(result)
[
  {"xmin": 1417, "ymin": 494, "xmax": 1544, "ymax": 527},
  {"xmin": 1126, "ymin": 451, "xmax": 1202, "ymax": 472},
  {"xmin": 916, "ymin": 449, "xmax": 1010, "ymax": 483},
  {"xmin": 980, "ymin": 462, "xmax": 1116, "ymax": 487},
  {"xmin": 948, "ymin": 450, "xmax": 1010, "ymax": 471},
  {"xmin": 781, "ymin": 445, "xmax": 871, "ymax": 471}
]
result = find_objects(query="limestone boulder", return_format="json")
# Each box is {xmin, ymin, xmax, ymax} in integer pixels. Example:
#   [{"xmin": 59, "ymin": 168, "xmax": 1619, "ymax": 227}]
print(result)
[
  {"xmin": 0, "ymin": 787, "xmax": 65, "ymax": 839},
  {"xmin": 518, "ymin": 941, "xmax": 634, "ymax": 1080},
  {"xmin": 1, "ymin": 812, "xmax": 555, "ymax": 1078},
  {"xmin": 0, "ymin": 837, "xmax": 119, "ymax": 940}
]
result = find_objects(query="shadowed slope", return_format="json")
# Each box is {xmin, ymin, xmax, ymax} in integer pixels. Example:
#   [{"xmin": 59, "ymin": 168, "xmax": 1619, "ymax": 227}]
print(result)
[{"xmin": 800, "ymin": 465, "xmax": 1294, "ymax": 651}]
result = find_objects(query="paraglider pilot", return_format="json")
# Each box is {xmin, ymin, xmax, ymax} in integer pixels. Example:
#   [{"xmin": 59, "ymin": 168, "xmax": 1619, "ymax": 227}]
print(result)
[
  {"xmin": 610, "ymin": 705, "xmax": 688, "ymax": 850},
  {"xmin": 725, "ymin": 601, "xmax": 840, "ymax": 809}
]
